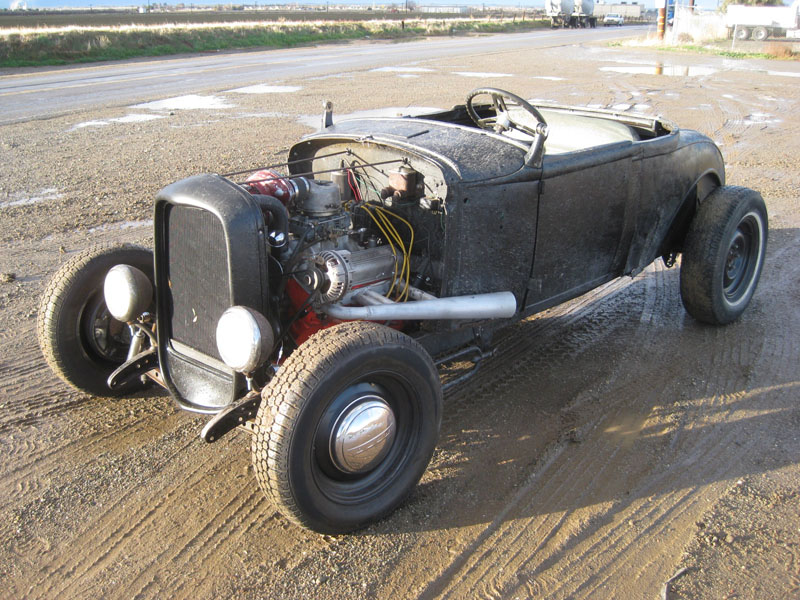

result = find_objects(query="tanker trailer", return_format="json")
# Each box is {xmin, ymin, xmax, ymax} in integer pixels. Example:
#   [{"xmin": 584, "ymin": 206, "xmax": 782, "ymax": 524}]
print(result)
[{"xmin": 547, "ymin": 0, "xmax": 597, "ymax": 28}]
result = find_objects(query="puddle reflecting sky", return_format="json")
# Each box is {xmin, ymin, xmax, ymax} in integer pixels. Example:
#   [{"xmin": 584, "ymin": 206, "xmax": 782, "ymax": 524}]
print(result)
[
  {"xmin": 133, "ymin": 95, "xmax": 233, "ymax": 111},
  {"xmin": 600, "ymin": 65, "xmax": 718, "ymax": 77},
  {"xmin": 227, "ymin": 84, "xmax": 302, "ymax": 94},
  {"xmin": 371, "ymin": 66, "xmax": 435, "ymax": 73},
  {"xmin": 453, "ymin": 71, "xmax": 513, "ymax": 78}
]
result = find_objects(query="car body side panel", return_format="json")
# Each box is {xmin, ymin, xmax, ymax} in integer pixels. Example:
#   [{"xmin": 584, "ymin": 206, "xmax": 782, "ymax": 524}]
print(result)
[
  {"xmin": 526, "ymin": 142, "xmax": 636, "ymax": 310},
  {"xmin": 293, "ymin": 114, "xmax": 725, "ymax": 318},
  {"xmin": 442, "ymin": 180, "xmax": 539, "ymax": 305}
]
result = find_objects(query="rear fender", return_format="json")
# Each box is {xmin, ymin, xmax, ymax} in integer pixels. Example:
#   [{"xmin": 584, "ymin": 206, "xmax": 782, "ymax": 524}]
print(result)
[{"xmin": 660, "ymin": 170, "xmax": 723, "ymax": 258}]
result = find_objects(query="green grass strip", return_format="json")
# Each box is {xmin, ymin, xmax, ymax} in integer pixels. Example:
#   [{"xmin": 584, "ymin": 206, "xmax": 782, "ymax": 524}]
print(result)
[
  {"xmin": 0, "ymin": 19, "xmax": 548, "ymax": 68},
  {"xmin": 609, "ymin": 39, "xmax": 798, "ymax": 61}
]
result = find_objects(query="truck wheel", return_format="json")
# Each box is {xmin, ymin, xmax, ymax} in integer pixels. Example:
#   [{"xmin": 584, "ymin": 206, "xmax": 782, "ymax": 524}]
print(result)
[
  {"xmin": 680, "ymin": 186, "xmax": 767, "ymax": 325},
  {"xmin": 38, "ymin": 243, "xmax": 154, "ymax": 396},
  {"xmin": 752, "ymin": 26, "xmax": 769, "ymax": 41},
  {"xmin": 735, "ymin": 26, "xmax": 750, "ymax": 40},
  {"xmin": 252, "ymin": 321, "xmax": 442, "ymax": 534}
]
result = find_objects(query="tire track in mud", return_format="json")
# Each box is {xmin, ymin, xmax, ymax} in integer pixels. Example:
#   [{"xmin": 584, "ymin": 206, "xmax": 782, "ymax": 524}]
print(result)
[
  {"xmin": 6, "ymin": 423, "xmax": 196, "ymax": 578},
  {"xmin": 525, "ymin": 267, "xmax": 697, "ymax": 599},
  {"xmin": 0, "ymin": 341, "xmax": 186, "ymax": 522},
  {"xmin": 10, "ymin": 411, "xmax": 325, "ymax": 599},
  {"xmin": 417, "ymin": 266, "xmax": 676, "ymax": 598},
  {"xmin": 0, "ymin": 228, "xmax": 154, "ymax": 431},
  {"xmin": 121, "ymin": 486, "xmax": 264, "ymax": 600},
  {"xmin": 0, "ymin": 341, "xmax": 96, "ymax": 432},
  {"xmin": 0, "ymin": 227, "xmax": 334, "ymax": 600},
  {"xmin": 470, "ymin": 219, "xmax": 791, "ymax": 598},
  {"xmin": 704, "ymin": 75, "xmax": 798, "ymax": 168},
  {"xmin": 419, "ymin": 234, "xmax": 799, "ymax": 600},
  {"xmin": 424, "ymin": 366, "xmax": 736, "ymax": 598},
  {"xmin": 542, "ymin": 395, "xmax": 761, "ymax": 600},
  {"xmin": 420, "ymin": 244, "xmax": 779, "ymax": 599},
  {"xmin": 364, "ymin": 261, "xmax": 677, "ymax": 600},
  {"xmin": 20, "ymin": 434, "xmax": 252, "ymax": 598},
  {"xmin": 0, "ymin": 398, "xmax": 183, "ymax": 515},
  {"xmin": 162, "ymin": 489, "xmax": 267, "ymax": 600}
]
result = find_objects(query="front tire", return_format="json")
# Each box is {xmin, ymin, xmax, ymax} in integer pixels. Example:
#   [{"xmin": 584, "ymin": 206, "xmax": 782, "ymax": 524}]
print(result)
[
  {"xmin": 37, "ymin": 243, "xmax": 154, "ymax": 396},
  {"xmin": 680, "ymin": 186, "xmax": 767, "ymax": 325},
  {"xmin": 252, "ymin": 321, "xmax": 442, "ymax": 534}
]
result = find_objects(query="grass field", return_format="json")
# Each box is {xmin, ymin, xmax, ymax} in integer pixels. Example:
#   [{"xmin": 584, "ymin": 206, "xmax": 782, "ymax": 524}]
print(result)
[{"xmin": 0, "ymin": 10, "xmax": 548, "ymax": 67}]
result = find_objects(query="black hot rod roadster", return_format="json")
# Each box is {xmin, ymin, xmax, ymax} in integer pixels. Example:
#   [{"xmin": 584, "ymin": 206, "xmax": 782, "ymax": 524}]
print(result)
[{"xmin": 38, "ymin": 88, "xmax": 767, "ymax": 533}]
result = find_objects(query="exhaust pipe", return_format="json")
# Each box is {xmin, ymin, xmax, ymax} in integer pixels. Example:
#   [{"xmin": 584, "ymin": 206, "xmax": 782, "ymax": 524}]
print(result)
[{"xmin": 322, "ymin": 290, "xmax": 517, "ymax": 321}]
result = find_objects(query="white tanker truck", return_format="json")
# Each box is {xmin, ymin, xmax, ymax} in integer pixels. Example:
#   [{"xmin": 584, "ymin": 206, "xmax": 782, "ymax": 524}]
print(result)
[
  {"xmin": 547, "ymin": 0, "xmax": 598, "ymax": 28},
  {"xmin": 725, "ymin": 0, "xmax": 800, "ymax": 41}
]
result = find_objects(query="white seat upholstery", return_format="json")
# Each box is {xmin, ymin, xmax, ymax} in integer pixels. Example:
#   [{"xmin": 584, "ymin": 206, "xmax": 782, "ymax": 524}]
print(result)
[{"xmin": 539, "ymin": 109, "xmax": 639, "ymax": 154}]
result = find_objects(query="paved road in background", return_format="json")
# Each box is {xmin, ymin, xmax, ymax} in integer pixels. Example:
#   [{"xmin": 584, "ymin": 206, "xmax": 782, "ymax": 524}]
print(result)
[{"xmin": 0, "ymin": 26, "xmax": 647, "ymax": 125}]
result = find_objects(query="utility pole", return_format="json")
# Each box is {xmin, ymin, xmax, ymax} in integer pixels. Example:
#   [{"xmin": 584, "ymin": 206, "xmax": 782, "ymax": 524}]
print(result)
[{"xmin": 655, "ymin": 0, "xmax": 666, "ymax": 40}]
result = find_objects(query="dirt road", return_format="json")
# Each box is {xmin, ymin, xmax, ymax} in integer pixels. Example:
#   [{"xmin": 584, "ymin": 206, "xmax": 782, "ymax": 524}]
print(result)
[{"xmin": 1, "ymin": 37, "xmax": 798, "ymax": 599}]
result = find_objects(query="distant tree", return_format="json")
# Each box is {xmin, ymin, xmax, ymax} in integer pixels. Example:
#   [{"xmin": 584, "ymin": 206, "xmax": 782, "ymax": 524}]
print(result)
[{"xmin": 722, "ymin": 0, "xmax": 786, "ymax": 8}]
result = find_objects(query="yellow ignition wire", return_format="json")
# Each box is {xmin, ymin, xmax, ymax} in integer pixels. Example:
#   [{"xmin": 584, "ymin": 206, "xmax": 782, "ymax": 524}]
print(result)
[
  {"xmin": 372, "ymin": 208, "xmax": 406, "ymax": 299},
  {"xmin": 373, "ymin": 206, "xmax": 415, "ymax": 302},
  {"xmin": 349, "ymin": 163, "xmax": 416, "ymax": 300},
  {"xmin": 359, "ymin": 204, "xmax": 401, "ymax": 297}
]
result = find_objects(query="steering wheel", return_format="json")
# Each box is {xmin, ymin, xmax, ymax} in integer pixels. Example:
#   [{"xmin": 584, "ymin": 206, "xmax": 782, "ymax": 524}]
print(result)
[{"xmin": 465, "ymin": 88, "xmax": 547, "ymax": 136}]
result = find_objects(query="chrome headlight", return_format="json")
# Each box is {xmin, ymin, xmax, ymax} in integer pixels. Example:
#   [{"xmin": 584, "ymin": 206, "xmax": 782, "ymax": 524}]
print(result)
[
  {"xmin": 215, "ymin": 306, "xmax": 274, "ymax": 374},
  {"xmin": 104, "ymin": 264, "xmax": 153, "ymax": 323}
]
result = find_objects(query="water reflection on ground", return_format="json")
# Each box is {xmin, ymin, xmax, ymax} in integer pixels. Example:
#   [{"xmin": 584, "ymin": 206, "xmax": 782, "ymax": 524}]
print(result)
[{"xmin": 600, "ymin": 64, "xmax": 718, "ymax": 76}]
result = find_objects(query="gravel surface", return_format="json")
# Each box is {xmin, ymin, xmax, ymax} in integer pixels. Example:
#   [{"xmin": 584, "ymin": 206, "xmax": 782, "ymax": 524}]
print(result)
[{"xmin": 1, "ymin": 35, "xmax": 799, "ymax": 600}]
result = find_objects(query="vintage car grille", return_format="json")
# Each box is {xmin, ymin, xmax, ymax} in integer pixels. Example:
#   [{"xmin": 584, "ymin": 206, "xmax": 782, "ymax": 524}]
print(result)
[
  {"xmin": 165, "ymin": 205, "xmax": 229, "ymax": 361},
  {"xmin": 154, "ymin": 173, "xmax": 268, "ymax": 413}
]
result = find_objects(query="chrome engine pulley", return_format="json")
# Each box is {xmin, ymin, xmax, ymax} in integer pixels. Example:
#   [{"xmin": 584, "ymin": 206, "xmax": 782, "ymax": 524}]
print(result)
[{"xmin": 315, "ymin": 246, "xmax": 398, "ymax": 304}]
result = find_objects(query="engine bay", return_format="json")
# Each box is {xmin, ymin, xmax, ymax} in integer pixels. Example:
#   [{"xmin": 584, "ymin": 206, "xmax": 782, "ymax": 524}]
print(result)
[{"xmin": 233, "ymin": 148, "xmax": 450, "ymax": 347}]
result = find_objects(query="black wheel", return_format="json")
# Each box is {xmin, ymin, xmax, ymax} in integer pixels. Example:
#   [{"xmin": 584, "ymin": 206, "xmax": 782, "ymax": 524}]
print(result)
[
  {"xmin": 252, "ymin": 321, "xmax": 442, "ymax": 533},
  {"xmin": 735, "ymin": 26, "xmax": 750, "ymax": 40},
  {"xmin": 680, "ymin": 186, "xmax": 767, "ymax": 325},
  {"xmin": 752, "ymin": 26, "xmax": 769, "ymax": 41},
  {"xmin": 38, "ymin": 243, "xmax": 154, "ymax": 396}
]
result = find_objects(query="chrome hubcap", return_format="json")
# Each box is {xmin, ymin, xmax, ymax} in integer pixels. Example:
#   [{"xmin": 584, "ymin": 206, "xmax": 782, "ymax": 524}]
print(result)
[{"xmin": 330, "ymin": 396, "xmax": 397, "ymax": 474}]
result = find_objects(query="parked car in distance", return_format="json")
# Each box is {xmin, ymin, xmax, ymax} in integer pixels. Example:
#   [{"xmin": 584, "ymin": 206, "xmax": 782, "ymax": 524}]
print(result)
[
  {"xmin": 604, "ymin": 13, "xmax": 624, "ymax": 25},
  {"xmin": 38, "ymin": 88, "xmax": 767, "ymax": 534}
]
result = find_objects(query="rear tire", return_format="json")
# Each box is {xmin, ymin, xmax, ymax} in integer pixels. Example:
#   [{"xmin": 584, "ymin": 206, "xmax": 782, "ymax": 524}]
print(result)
[
  {"xmin": 752, "ymin": 26, "xmax": 769, "ymax": 41},
  {"xmin": 252, "ymin": 321, "xmax": 442, "ymax": 533},
  {"xmin": 680, "ymin": 186, "xmax": 767, "ymax": 325},
  {"xmin": 38, "ymin": 243, "xmax": 154, "ymax": 396},
  {"xmin": 735, "ymin": 26, "xmax": 750, "ymax": 40}
]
